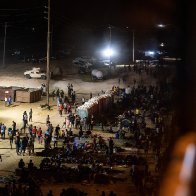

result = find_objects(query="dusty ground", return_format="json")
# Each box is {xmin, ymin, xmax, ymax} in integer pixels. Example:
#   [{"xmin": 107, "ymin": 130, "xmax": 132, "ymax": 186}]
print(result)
[
  {"xmin": 0, "ymin": 61, "xmax": 156, "ymax": 93},
  {"xmin": 0, "ymin": 61, "xmax": 157, "ymax": 196},
  {"xmin": 0, "ymin": 61, "xmax": 157, "ymax": 127}
]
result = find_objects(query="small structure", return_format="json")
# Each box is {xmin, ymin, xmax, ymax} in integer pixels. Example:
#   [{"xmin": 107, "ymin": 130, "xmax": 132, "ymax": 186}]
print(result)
[
  {"xmin": 15, "ymin": 88, "xmax": 42, "ymax": 103},
  {"xmin": 0, "ymin": 86, "xmax": 21, "ymax": 101},
  {"xmin": 77, "ymin": 92, "xmax": 113, "ymax": 119}
]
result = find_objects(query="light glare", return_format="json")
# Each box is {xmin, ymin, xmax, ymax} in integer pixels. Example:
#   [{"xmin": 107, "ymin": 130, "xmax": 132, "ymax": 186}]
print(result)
[
  {"xmin": 157, "ymin": 24, "xmax": 166, "ymax": 28},
  {"xmin": 148, "ymin": 51, "xmax": 155, "ymax": 55},
  {"xmin": 160, "ymin": 43, "xmax": 165, "ymax": 47},
  {"xmin": 103, "ymin": 48, "xmax": 114, "ymax": 57}
]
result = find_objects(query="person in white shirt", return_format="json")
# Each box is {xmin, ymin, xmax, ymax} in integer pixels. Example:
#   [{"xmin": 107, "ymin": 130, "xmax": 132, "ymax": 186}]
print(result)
[{"xmin": 4, "ymin": 96, "xmax": 7, "ymax": 106}]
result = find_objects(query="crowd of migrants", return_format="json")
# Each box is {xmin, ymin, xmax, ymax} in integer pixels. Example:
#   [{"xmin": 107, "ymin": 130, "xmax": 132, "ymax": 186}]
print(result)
[
  {"xmin": 0, "ymin": 81, "xmax": 172, "ymax": 193},
  {"xmin": 0, "ymin": 66, "xmax": 173, "ymax": 195}
]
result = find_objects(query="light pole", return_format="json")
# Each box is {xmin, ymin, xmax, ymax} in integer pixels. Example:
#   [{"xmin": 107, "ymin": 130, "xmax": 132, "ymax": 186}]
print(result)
[
  {"xmin": 108, "ymin": 25, "xmax": 112, "ymax": 68},
  {"xmin": 132, "ymin": 30, "xmax": 135, "ymax": 63},
  {"xmin": 126, "ymin": 27, "xmax": 135, "ymax": 64},
  {"xmin": 46, "ymin": 0, "xmax": 51, "ymax": 106}
]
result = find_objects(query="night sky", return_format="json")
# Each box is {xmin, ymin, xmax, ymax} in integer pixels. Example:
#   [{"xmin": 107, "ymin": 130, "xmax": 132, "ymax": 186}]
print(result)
[
  {"xmin": 0, "ymin": 0, "xmax": 184, "ymax": 61},
  {"xmin": 0, "ymin": 0, "xmax": 178, "ymax": 26}
]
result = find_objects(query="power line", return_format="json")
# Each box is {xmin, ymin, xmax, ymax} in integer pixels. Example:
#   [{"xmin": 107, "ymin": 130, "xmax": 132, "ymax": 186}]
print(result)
[{"xmin": 0, "ymin": 7, "xmax": 43, "ymax": 11}]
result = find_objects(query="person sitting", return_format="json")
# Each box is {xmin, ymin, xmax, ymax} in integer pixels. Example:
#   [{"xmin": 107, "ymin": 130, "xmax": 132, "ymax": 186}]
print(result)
[
  {"xmin": 18, "ymin": 159, "xmax": 25, "ymax": 169},
  {"xmin": 28, "ymin": 159, "xmax": 34, "ymax": 170}
]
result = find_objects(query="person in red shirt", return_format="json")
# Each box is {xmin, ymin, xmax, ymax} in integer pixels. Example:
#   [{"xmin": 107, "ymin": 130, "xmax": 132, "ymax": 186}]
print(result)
[
  {"xmin": 37, "ymin": 127, "xmax": 42, "ymax": 144},
  {"xmin": 32, "ymin": 126, "xmax": 37, "ymax": 140},
  {"xmin": 58, "ymin": 104, "xmax": 63, "ymax": 116}
]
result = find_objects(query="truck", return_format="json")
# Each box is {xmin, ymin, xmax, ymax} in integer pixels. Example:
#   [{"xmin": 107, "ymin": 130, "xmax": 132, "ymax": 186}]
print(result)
[
  {"xmin": 91, "ymin": 69, "xmax": 103, "ymax": 80},
  {"xmin": 24, "ymin": 67, "xmax": 46, "ymax": 79}
]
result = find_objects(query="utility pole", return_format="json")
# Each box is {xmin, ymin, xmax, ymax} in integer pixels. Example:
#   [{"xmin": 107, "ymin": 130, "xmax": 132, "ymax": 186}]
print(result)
[
  {"xmin": 46, "ymin": 0, "xmax": 51, "ymax": 106},
  {"xmin": 2, "ymin": 22, "xmax": 7, "ymax": 68},
  {"xmin": 126, "ymin": 27, "xmax": 135, "ymax": 65},
  {"xmin": 108, "ymin": 25, "xmax": 112, "ymax": 68},
  {"xmin": 132, "ymin": 30, "xmax": 135, "ymax": 63},
  {"xmin": 50, "ymin": 24, "xmax": 53, "ymax": 57}
]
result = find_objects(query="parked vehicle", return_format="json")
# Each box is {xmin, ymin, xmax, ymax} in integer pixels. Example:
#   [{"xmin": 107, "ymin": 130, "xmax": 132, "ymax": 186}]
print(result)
[
  {"xmin": 91, "ymin": 69, "xmax": 103, "ymax": 80},
  {"xmin": 24, "ymin": 67, "xmax": 46, "ymax": 79}
]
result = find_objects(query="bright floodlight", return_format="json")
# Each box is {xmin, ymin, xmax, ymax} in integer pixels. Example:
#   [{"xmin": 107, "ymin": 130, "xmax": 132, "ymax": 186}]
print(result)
[
  {"xmin": 160, "ymin": 43, "xmax": 165, "ymax": 47},
  {"xmin": 148, "ymin": 51, "xmax": 155, "ymax": 55},
  {"xmin": 157, "ymin": 24, "xmax": 166, "ymax": 28},
  {"xmin": 103, "ymin": 48, "xmax": 114, "ymax": 57},
  {"xmin": 145, "ymin": 50, "xmax": 155, "ymax": 57}
]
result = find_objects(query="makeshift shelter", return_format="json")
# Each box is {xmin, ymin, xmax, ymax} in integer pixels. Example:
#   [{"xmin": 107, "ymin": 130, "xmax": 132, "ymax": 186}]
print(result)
[
  {"xmin": 15, "ymin": 88, "xmax": 41, "ymax": 103},
  {"xmin": 77, "ymin": 92, "xmax": 113, "ymax": 119},
  {"xmin": 0, "ymin": 86, "xmax": 21, "ymax": 101}
]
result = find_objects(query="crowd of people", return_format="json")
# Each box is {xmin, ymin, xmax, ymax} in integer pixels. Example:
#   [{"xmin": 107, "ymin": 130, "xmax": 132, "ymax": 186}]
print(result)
[{"xmin": 0, "ymin": 64, "xmax": 174, "ymax": 195}]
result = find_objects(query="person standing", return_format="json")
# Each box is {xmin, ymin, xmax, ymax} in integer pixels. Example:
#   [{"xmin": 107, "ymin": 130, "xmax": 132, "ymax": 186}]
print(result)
[
  {"xmin": 37, "ymin": 127, "xmax": 42, "ymax": 144},
  {"xmin": 21, "ymin": 111, "xmax": 28, "ymax": 133},
  {"xmin": 15, "ymin": 135, "xmax": 21, "ymax": 155},
  {"xmin": 55, "ymin": 125, "xmax": 60, "ymax": 138},
  {"xmin": 8, "ymin": 128, "xmax": 14, "ymax": 149},
  {"xmin": 70, "ymin": 84, "xmax": 73, "ymax": 97},
  {"xmin": 1, "ymin": 124, "xmax": 6, "ymax": 139},
  {"xmin": 28, "ymin": 124, "xmax": 33, "ymax": 137},
  {"xmin": 58, "ymin": 104, "xmax": 63, "ymax": 117},
  {"xmin": 52, "ymin": 132, "xmax": 58, "ymax": 148},
  {"xmin": 29, "ymin": 108, "xmax": 33, "ymax": 122},
  {"xmin": 46, "ymin": 115, "xmax": 50, "ymax": 125},
  {"xmin": 71, "ymin": 91, "xmax": 76, "ymax": 103},
  {"xmin": 12, "ymin": 121, "xmax": 16, "ymax": 135},
  {"xmin": 27, "ymin": 138, "xmax": 34, "ymax": 156},
  {"xmin": 8, "ymin": 96, "xmax": 12, "ymax": 106},
  {"xmin": 63, "ymin": 102, "xmax": 67, "ymax": 114},
  {"xmin": 20, "ymin": 137, "xmax": 28, "ymax": 156},
  {"xmin": 109, "ymin": 137, "xmax": 114, "ymax": 155},
  {"xmin": 4, "ymin": 96, "xmax": 7, "ymax": 106},
  {"xmin": 32, "ymin": 126, "xmax": 37, "ymax": 141},
  {"xmin": 67, "ymin": 83, "xmax": 71, "ymax": 97}
]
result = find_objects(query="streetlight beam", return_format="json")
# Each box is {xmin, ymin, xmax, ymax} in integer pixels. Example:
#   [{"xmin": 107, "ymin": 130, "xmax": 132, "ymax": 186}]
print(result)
[{"xmin": 103, "ymin": 48, "xmax": 114, "ymax": 57}]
